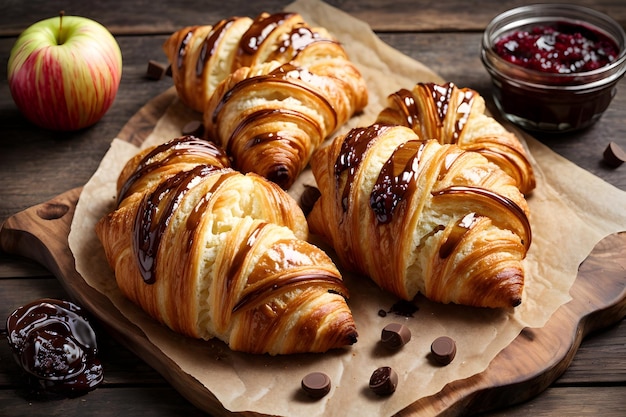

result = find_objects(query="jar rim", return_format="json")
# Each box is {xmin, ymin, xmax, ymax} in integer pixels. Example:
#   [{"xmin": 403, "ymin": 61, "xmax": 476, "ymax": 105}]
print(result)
[{"xmin": 482, "ymin": 3, "xmax": 626, "ymax": 81}]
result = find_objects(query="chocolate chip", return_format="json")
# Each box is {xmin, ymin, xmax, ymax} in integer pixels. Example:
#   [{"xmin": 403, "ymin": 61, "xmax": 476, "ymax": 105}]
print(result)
[
  {"xmin": 182, "ymin": 120, "xmax": 204, "ymax": 137},
  {"xmin": 603, "ymin": 141, "xmax": 626, "ymax": 168},
  {"xmin": 430, "ymin": 336, "xmax": 457, "ymax": 365},
  {"xmin": 146, "ymin": 60, "xmax": 167, "ymax": 80},
  {"xmin": 369, "ymin": 366, "xmax": 398, "ymax": 396},
  {"xmin": 380, "ymin": 323, "xmax": 411, "ymax": 349},
  {"xmin": 301, "ymin": 372, "xmax": 331, "ymax": 398}
]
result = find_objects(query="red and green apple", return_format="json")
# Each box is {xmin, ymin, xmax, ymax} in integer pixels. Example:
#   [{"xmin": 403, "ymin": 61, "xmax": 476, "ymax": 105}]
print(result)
[{"xmin": 8, "ymin": 13, "xmax": 123, "ymax": 131}]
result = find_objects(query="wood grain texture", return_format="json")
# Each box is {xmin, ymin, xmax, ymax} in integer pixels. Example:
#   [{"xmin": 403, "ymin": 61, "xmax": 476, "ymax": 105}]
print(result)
[{"xmin": 2, "ymin": 0, "xmax": 624, "ymax": 35}]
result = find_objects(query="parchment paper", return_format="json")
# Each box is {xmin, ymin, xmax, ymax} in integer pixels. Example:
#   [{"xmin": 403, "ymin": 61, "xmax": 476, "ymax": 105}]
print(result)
[{"xmin": 68, "ymin": 0, "xmax": 626, "ymax": 415}]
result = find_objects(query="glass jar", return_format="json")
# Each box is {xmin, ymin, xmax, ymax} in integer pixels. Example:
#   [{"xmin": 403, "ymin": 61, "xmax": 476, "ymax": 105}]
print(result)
[{"xmin": 481, "ymin": 4, "xmax": 626, "ymax": 133}]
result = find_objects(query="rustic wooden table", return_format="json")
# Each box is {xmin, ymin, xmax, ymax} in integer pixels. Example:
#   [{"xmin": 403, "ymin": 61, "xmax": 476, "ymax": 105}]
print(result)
[{"xmin": 1, "ymin": 0, "xmax": 625, "ymax": 416}]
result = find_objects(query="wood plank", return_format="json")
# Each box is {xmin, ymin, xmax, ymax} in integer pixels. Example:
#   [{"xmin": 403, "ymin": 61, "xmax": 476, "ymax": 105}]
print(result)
[
  {"xmin": 0, "ymin": 387, "xmax": 210, "ymax": 417},
  {"xmin": 1, "ymin": 0, "xmax": 624, "ymax": 36},
  {"xmin": 557, "ymin": 319, "xmax": 626, "ymax": 385},
  {"xmin": 483, "ymin": 386, "xmax": 626, "ymax": 417}
]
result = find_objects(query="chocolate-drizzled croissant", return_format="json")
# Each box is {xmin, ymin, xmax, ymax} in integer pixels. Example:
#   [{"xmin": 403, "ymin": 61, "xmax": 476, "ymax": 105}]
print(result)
[
  {"xmin": 162, "ymin": 12, "xmax": 368, "ymax": 189},
  {"xmin": 96, "ymin": 136, "xmax": 357, "ymax": 354},
  {"xmin": 377, "ymin": 82, "xmax": 535, "ymax": 194},
  {"xmin": 308, "ymin": 124, "xmax": 531, "ymax": 308},
  {"xmin": 203, "ymin": 61, "xmax": 366, "ymax": 189}
]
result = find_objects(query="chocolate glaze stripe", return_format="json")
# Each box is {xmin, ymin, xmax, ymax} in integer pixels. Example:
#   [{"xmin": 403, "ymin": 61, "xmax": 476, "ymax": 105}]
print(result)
[
  {"xmin": 335, "ymin": 124, "xmax": 393, "ymax": 212},
  {"xmin": 370, "ymin": 139, "xmax": 427, "ymax": 224},
  {"xmin": 226, "ymin": 222, "xmax": 269, "ymax": 293},
  {"xmin": 388, "ymin": 88, "xmax": 419, "ymax": 130},
  {"xmin": 438, "ymin": 212, "xmax": 483, "ymax": 259},
  {"xmin": 232, "ymin": 273, "xmax": 349, "ymax": 314},
  {"xmin": 421, "ymin": 82, "xmax": 473, "ymax": 143},
  {"xmin": 431, "ymin": 185, "xmax": 532, "ymax": 250},
  {"xmin": 197, "ymin": 17, "xmax": 237, "ymax": 77},
  {"xmin": 133, "ymin": 165, "xmax": 226, "ymax": 284},
  {"xmin": 238, "ymin": 12, "xmax": 295, "ymax": 58},
  {"xmin": 426, "ymin": 82, "xmax": 453, "ymax": 128},
  {"xmin": 227, "ymin": 107, "xmax": 321, "ymax": 155},
  {"xmin": 273, "ymin": 26, "xmax": 340, "ymax": 58},
  {"xmin": 177, "ymin": 29, "xmax": 195, "ymax": 69},
  {"xmin": 183, "ymin": 168, "xmax": 237, "ymax": 253},
  {"xmin": 117, "ymin": 136, "xmax": 229, "ymax": 205},
  {"xmin": 463, "ymin": 142, "xmax": 529, "ymax": 188},
  {"xmin": 211, "ymin": 64, "xmax": 337, "ymax": 129}
]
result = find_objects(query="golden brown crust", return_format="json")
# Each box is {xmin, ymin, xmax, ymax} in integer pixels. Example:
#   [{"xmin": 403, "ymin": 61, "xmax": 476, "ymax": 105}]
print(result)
[
  {"xmin": 163, "ymin": 12, "xmax": 368, "ymax": 189},
  {"xmin": 96, "ymin": 136, "xmax": 357, "ymax": 354},
  {"xmin": 308, "ymin": 124, "xmax": 530, "ymax": 308},
  {"xmin": 377, "ymin": 82, "xmax": 536, "ymax": 195},
  {"xmin": 203, "ymin": 61, "xmax": 366, "ymax": 189}
]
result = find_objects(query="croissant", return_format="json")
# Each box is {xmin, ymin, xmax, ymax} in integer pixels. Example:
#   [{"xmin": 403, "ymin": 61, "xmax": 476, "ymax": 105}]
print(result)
[
  {"xmin": 307, "ymin": 124, "xmax": 532, "ymax": 308},
  {"xmin": 203, "ymin": 61, "xmax": 366, "ymax": 189},
  {"xmin": 163, "ymin": 12, "xmax": 368, "ymax": 189},
  {"xmin": 95, "ymin": 136, "xmax": 358, "ymax": 354},
  {"xmin": 162, "ymin": 11, "xmax": 368, "ymax": 113},
  {"xmin": 376, "ymin": 82, "xmax": 536, "ymax": 195}
]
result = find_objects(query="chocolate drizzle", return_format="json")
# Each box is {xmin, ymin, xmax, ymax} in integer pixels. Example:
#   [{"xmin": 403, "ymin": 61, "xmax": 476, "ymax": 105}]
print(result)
[
  {"xmin": 335, "ymin": 124, "xmax": 391, "ymax": 211},
  {"xmin": 117, "ymin": 136, "xmax": 229, "ymax": 205},
  {"xmin": 228, "ymin": 107, "xmax": 319, "ymax": 153},
  {"xmin": 273, "ymin": 25, "xmax": 338, "ymax": 58},
  {"xmin": 226, "ymin": 222, "xmax": 269, "ymax": 292},
  {"xmin": 238, "ymin": 12, "xmax": 295, "ymax": 60},
  {"xmin": 388, "ymin": 88, "xmax": 419, "ymax": 129},
  {"xmin": 388, "ymin": 83, "xmax": 475, "ymax": 144},
  {"xmin": 439, "ymin": 212, "xmax": 482, "ymax": 258},
  {"xmin": 370, "ymin": 140, "xmax": 427, "ymax": 224},
  {"xmin": 212, "ymin": 63, "xmax": 336, "ymax": 128},
  {"xmin": 427, "ymin": 82, "xmax": 453, "ymax": 128},
  {"xmin": 232, "ymin": 273, "xmax": 348, "ymax": 313},
  {"xmin": 197, "ymin": 17, "xmax": 237, "ymax": 77},
  {"xmin": 133, "ymin": 164, "xmax": 227, "ymax": 284},
  {"xmin": 431, "ymin": 186, "xmax": 532, "ymax": 250},
  {"xmin": 177, "ymin": 29, "xmax": 195, "ymax": 69}
]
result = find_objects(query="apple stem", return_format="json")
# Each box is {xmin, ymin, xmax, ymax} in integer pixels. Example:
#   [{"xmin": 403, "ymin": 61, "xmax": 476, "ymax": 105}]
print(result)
[{"xmin": 59, "ymin": 11, "xmax": 65, "ymax": 44}]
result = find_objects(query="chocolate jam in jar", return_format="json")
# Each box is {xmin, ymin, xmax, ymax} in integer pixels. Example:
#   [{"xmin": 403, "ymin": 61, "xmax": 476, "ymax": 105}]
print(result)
[{"xmin": 481, "ymin": 4, "xmax": 626, "ymax": 133}]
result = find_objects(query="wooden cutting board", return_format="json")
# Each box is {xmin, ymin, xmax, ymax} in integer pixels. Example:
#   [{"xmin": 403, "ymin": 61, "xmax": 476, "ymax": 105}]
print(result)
[{"xmin": 1, "ymin": 87, "xmax": 625, "ymax": 416}]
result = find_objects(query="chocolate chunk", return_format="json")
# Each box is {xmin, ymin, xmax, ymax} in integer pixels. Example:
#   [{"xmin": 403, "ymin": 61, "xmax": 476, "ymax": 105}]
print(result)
[
  {"xmin": 380, "ymin": 323, "xmax": 411, "ymax": 349},
  {"xmin": 603, "ymin": 141, "xmax": 626, "ymax": 168},
  {"xmin": 182, "ymin": 120, "xmax": 204, "ymax": 137},
  {"xmin": 146, "ymin": 60, "xmax": 167, "ymax": 80},
  {"xmin": 430, "ymin": 336, "xmax": 457, "ymax": 365},
  {"xmin": 301, "ymin": 372, "xmax": 331, "ymax": 398},
  {"xmin": 369, "ymin": 366, "xmax": 398, "ymax": 396}
]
